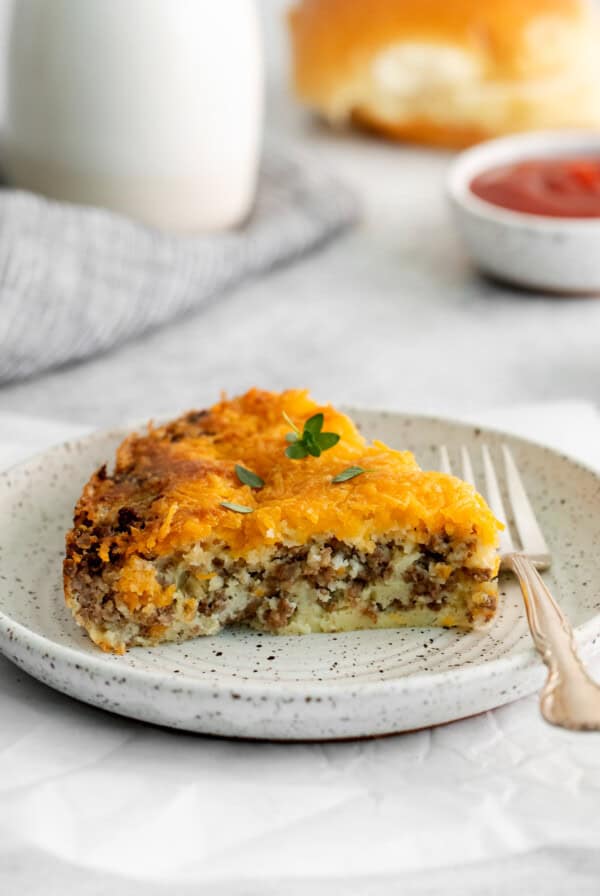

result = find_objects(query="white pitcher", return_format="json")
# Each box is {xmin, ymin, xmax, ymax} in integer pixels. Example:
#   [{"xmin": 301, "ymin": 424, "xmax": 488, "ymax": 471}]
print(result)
[{"xmin": 2, "ymin": 0, "xmax": 263, "ymax": 232}]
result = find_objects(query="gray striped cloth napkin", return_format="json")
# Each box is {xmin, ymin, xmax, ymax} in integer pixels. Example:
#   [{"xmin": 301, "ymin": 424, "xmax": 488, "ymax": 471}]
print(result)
[{"xmin": 0, "ymin": 147, "xmax": 358, "ymax": 384}]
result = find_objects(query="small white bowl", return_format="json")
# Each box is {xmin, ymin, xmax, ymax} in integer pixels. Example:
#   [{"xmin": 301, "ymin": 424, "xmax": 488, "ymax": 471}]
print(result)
[{"xmin": 447, "ymin": 131, "xmax": 600, "ymax": 294}]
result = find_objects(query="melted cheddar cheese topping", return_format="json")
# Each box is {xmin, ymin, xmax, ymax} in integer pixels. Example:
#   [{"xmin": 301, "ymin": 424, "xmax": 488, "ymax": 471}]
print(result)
[{"xmin": 78, "ymin": 389, "xmax": 499, "ymax": 562}]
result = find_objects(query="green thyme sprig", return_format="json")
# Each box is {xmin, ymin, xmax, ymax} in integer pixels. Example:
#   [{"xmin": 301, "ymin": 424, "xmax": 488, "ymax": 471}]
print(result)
[
  {"xmin": 332, "ymin": 466, "xmax": 370, "ymax": 483},
  {"xmin": 234, "ymin": 464, "xmax": 264, "ymax": 489},
  {"xmin": 220, "ymin": 501, "xmax": 253, "ymax": 514},
  {"xmin": 283, "ymin": 412, "xmax": 340, "ymax": 459}
]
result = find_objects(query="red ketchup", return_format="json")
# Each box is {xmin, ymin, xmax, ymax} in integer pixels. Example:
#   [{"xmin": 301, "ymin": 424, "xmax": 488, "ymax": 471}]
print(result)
[{"xmin": 470, "ymin": 157, "xmax": 600, "ymax": 218}]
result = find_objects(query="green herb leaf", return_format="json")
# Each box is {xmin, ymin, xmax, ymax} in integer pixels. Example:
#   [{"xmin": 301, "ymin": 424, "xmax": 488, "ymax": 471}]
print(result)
[
  {"xmin": 220, "ymin": 501, "xmax": 253, "ymax": 514},
  {"xmin": 332, "ymin": 466, "xmax": 369, "ymax": 483},
  {"xmin": 234, "ymin": 464, "xmax": 264, "ymax": 489},
  {"xmin": 285, "ymin": 441, "xmax": 309, "ymax": 459},
  {"xmin": 316, "ymin": 432, "xmax": 340, "ymax": 451},
  {"xmin": 283, "ymin": 411, "xmax": 341, "ymax": 461},
  {"xmin": 303, "ymin": 413, "xmax": 324, "ymax": 436}
]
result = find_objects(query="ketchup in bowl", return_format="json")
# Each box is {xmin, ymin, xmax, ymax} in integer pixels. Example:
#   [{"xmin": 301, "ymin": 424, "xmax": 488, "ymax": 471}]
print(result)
[{"xmin": 470, "ymin": 157, "xmax": 600, "ymax": 218}]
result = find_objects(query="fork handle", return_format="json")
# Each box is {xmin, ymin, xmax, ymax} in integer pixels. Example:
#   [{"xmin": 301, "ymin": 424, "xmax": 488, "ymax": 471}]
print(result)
[{"xmin": 507, "ymin": 553, "xmax": 600, "ymax": 731}]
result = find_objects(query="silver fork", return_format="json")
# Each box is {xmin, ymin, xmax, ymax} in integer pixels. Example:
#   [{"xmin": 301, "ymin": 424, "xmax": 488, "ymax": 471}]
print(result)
[{"xmin": 439, "ymin": 443, "xmax": 600, "ymax": 731}]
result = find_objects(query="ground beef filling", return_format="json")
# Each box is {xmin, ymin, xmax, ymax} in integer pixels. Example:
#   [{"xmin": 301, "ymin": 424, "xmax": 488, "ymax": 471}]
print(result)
[
  {"xmin": 68, "ymin": 534, "xmax": 496, "ymax": 636},
  {"xmin": 177, "ymin": 537, "xmax": 496, "ymax": 633}
]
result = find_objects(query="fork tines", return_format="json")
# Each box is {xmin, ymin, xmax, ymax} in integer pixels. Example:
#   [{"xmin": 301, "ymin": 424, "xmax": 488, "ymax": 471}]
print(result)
[{"xmin": 438, "ymin": 443, "xmax": 551, "ymax": 567}]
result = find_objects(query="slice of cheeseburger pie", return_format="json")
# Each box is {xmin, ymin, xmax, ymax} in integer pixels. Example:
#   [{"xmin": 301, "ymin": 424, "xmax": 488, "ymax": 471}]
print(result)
[{"xmin": 64, "ymin": 389, "xmax": 501, "ymax": 653}]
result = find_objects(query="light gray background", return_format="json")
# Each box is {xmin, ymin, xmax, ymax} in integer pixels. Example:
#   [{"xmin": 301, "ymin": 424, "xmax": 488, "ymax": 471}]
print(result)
[{"xmin": 0, "ymin": 1, "xmax": 598, "ymax": 425}]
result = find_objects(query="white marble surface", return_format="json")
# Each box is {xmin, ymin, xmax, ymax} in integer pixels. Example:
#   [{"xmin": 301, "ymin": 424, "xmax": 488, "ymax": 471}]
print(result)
[{"xmin": 1, "ymin": 403, "xmax": 600, "ymax": 896}]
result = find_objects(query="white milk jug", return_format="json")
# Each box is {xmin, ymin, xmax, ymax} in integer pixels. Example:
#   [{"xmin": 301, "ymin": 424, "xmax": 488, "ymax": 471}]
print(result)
[{"xmin": 2, "ymin": 0, "xmax": 263, "ymax": 231}]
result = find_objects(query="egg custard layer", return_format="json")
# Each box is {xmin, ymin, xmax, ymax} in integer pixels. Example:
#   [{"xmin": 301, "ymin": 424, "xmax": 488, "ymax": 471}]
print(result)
[{"xmin": 64, "ymin": 389, "xmax": 500, "ymax": 653}]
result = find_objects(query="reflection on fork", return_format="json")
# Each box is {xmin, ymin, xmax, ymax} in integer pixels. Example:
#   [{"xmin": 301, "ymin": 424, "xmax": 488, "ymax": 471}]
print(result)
[{"xmin": 437, "ymin": 443, "xmax": 600, "ymax": 731}]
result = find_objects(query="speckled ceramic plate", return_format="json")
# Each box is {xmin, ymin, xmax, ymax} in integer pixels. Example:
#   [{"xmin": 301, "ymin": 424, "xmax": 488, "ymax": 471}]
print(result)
[{"xmin": 1, "ymin": 411, "xmax": 600, "ymax": 740}]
